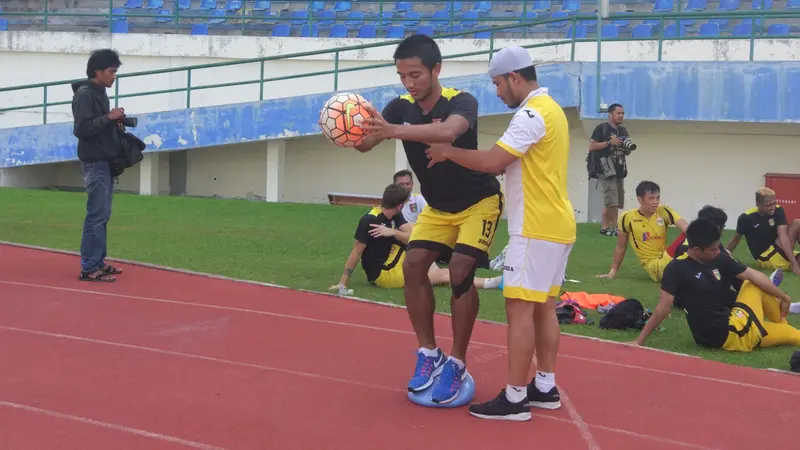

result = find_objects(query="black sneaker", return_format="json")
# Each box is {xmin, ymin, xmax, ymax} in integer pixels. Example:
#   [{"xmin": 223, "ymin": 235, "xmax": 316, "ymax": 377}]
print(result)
[
  {"xmin": 469, "ymin": 389, "xmax": 531, "ymax": 421},
  {"xmin": 527, "ymin": 383, "xmax": 561, "ymax": 410}
]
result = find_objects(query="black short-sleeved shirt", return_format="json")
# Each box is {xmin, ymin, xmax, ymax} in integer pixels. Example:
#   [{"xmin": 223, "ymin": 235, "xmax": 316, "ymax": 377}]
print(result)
[
  {"xmin": 661, "ymin": 255, "xmax": 748, "ymax": 349},
  {"xmin": 381, "ymin": 87, "xmax": 501, "ymax": 213},
  {"xmin": 354, "ymin": 207, "xmax": 408, "ymax": 282},
  {"xmin": 736, "ymin": 206, "xmax": 787, "ymax": 259},
  {"xmin": 673, "ymin": 241, "xmax": 744, "ymax": 307}
]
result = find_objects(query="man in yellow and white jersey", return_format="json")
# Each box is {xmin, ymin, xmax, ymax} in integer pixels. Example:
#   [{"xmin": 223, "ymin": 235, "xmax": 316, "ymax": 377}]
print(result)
[
  {"xmin": 426, "ymin": 46, "xmax": 575, "ymax": 422},
  {"xmin": 597, "ymin": 180, "xmax": 689, "ymax": 283}
]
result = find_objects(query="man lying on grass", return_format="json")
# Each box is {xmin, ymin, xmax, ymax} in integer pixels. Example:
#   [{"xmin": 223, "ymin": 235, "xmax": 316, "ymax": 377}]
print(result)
[{"xmin": 631, "ymin": 217, "xmax": 800, "ymax": 352}]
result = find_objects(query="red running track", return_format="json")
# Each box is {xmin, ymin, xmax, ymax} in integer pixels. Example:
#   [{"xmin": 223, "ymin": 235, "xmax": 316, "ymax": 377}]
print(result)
[{"xmin": 0, "ymin": 243, "xmax": 798, "ymax": 450}]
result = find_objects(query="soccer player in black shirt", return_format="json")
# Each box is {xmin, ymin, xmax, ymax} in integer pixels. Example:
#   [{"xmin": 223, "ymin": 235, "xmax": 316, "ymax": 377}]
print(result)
[
  {"xmin": 727, "ymin": 187, "xmax": 800, "ymax": 276},
  {"xmin": 631, "ymin": 218, "xmax": 800, "ymax": 352},
  {"xmin": 356, "ymin": 35, "xmax": 503, "ymax": 403}
]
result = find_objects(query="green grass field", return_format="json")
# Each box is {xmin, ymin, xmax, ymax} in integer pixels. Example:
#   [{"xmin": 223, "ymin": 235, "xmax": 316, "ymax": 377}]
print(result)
[{"xmin": 2, "ymin": 186, "xmax": 799, "ymax": 371}]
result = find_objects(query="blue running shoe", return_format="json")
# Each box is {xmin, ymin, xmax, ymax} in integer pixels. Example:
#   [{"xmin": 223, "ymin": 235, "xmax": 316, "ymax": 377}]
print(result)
[
  {"xmin": 431, "ymin": 358, "xmax": 467, "ymax": 404},
  {"xmin": 408, "ymin": 348, "xmax": 445, "ymax": 392},
  {"xmin": 770, "ymin": 268, "xmax": 784, "ymax": 287}
]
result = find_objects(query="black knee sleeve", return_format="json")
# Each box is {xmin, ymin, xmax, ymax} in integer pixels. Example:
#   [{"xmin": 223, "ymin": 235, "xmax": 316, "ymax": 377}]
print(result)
[{"xmin": 451, "ymin": 263, "xmax": 478, "ymax": 299}]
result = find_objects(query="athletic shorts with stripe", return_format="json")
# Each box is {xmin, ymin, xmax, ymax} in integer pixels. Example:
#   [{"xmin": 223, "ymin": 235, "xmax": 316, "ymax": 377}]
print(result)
[{"xmin": 502, "ymin": 235, "xmax": 574, "ymax": 303}]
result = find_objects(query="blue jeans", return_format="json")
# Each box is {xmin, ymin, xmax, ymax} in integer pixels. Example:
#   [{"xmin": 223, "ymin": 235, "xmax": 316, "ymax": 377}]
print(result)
[{"xmin": 80, "ymin": 161, "xmax": 114, "ymax": 273}]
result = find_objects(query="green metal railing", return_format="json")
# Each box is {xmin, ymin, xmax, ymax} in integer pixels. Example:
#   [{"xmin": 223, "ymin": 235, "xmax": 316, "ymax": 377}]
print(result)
[{"xmin": 0, "ymin": 9, "xmax": 798, "ymax": 125}]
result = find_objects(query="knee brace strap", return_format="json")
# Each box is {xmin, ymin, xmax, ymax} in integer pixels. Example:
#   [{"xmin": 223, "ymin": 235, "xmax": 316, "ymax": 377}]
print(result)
[{"xmin": 451, "ymin": 263, "xmax": 478, "ymax": 298}]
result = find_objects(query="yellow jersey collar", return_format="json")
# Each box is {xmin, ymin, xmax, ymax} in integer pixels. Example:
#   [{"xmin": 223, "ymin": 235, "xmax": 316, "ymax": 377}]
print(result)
[{"xmin": 516, "ymin": 87, "xmax": 549, "ymax": 111}]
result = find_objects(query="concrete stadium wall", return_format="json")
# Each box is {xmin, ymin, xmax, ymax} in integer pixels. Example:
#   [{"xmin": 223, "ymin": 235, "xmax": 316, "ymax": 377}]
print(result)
[{"xmin": 1, "ymin": 30, "xmax": 799, "ymax": 128}]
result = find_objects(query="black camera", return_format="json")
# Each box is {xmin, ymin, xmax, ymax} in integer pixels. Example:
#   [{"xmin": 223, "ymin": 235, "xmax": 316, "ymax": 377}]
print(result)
[
  {"xmin": 619, "ymin": 137, "xmax": 636, "ymax": 153},
  {"xmin": 121, "ymin": 117, "xmax": 138, "ymax": 128}
]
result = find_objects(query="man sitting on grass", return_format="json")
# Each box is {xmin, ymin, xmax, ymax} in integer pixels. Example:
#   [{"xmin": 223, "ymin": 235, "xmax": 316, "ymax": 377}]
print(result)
[
  {"xmin": 631, "ymin": 218, "xmax": 800, "ymax": 352},
  {"xmin": 331, "ymin": 183, "xmax": 503, "ymax": 293},
  {"xmin": 597, "ymin": 180, "xmax": 689, "ymax": 283}
]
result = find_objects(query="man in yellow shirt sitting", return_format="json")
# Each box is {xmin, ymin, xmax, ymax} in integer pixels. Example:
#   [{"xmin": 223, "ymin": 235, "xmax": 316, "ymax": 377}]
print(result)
[{"xmin": 597, "ymin": 180, "xmax": 688, "ymax": 283}]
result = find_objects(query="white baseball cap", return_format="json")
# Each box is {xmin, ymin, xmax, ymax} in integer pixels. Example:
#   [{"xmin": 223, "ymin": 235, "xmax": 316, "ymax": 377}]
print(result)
[{"xmin": 487, "ymin": 46, "xmax": 534, "ymax": 78}]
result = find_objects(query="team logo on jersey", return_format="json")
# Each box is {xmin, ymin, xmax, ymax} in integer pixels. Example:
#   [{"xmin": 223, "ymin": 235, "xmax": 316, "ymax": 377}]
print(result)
[
  {"xmin": 712, "ymin": 269, "xmax": 721, "ymax": 281},
  {"xmin": 410, "ymin": 203, "xmax": 417, "ymax": 213},
  {"xmin": 733, "ymin": 309, "xmax": 745, "ymax": 319},
  {"xmin": 656, "ymin": 217, "xmax": 664, "ymax": 226},
  {"xmin": 769, "ymin": 218, "xmax": 775, "ymax": 227}
]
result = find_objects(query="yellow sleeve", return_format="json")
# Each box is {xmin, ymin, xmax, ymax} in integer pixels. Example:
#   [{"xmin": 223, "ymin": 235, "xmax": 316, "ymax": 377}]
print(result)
[
  {"xmin": 660, "ymin": 205, "xmax": 681, "ymax": 225},
  {"xmin": 618, "ymin": 211, "xmax": 630, "ymax": 233}
]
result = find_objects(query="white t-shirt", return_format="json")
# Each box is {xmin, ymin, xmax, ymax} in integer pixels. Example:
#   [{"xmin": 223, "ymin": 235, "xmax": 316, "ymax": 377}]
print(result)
[{"xmin": 402, "ymin": 193, "xmax": 427, "ymax": 224}]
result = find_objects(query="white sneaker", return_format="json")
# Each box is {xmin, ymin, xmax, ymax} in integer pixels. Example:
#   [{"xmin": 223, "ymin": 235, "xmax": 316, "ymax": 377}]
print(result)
[{"xmin": 489, "ymin": 246, "xmax": 508, "ymax": 272}]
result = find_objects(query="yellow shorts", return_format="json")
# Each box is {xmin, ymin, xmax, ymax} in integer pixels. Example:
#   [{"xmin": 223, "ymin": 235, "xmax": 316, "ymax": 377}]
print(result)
[
  {"xmin": 721, "ymin": 280, "xmax": 800, "ymax": 351},
  {"xmin": 373, "ymin": 244, "xmax": 406, "ymax": 289},
  {"xmin": 756, "ymin": 245, "xmax": 799, "ymax": 271},
  {"xmin": 407, "ymin": 193, "xmax": 504, "ymax": 260},
  {"xmin": 643, "ymin": 251, "xmax": 672, "ymax": 283}
]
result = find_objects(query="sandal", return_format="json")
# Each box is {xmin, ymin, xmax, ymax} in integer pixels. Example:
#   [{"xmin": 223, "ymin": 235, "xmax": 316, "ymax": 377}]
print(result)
[
  {"xmin": 101, "ymin": 264, "xmax": 123, "ymax": 275},
  {"xmin": 79, "ymin": 269, "xmax": 116, "ymax": 283}
]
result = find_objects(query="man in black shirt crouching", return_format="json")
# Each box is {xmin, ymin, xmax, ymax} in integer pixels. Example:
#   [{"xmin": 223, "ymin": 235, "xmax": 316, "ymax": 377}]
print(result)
[{"xmin": 631, "ymin": 218, "xmax": 800, "ymax": 352}]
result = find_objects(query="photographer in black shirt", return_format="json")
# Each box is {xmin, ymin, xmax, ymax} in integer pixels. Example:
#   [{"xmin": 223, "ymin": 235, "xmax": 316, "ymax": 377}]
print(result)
[{"xmin": 587, "ymin": 104, "xmax": 635, "ymax": 237}]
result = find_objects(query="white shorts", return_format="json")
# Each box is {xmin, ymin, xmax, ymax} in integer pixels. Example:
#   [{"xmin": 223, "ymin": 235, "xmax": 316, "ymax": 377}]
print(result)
[{"xmin": 502, "ymin": 235, "xmax": 573, "ymax": 303}]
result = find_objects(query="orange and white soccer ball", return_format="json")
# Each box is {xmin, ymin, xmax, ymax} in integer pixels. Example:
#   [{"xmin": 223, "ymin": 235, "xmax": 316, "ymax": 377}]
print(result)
[{"xmin": 318, "ymin": 92, "xmax": 374, "ymax": 148}]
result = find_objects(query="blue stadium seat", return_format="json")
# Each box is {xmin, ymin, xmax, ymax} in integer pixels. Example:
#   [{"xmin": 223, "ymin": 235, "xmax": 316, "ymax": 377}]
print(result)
[
  {"xmin": 387, "ymin": 25, "xmax": 405, "ymax": 38},
  {"xmin": 345, "ymin": 11, "xmax": 365, "ymax": 28},
  {"xmin": 403, "ymin": 11, "xmax": 421, "ymax": 27},
  {"xmin": 111, "ymin": 20, "xmax": 128, "ymax": 33},
  {"xmin": 357, "ymin": 24, "xmax": 377, "ymax": 38},
  {"xmin": 124, "ymin": 0, "xmax": 143, "ymax": 8},
  {"xmin": 685, "ymin": 0, "xmax": 707, "ymax": 11},
  {"xmin": 155, "ymin": 9, "xmax": 172, "ymax": 22},
  {"xmin": 192, "ymin": 24, "xmax": 209, "ymax": 35},
  {"xmin": 652, "ymin": 0, "xmax": 673, "ymax": 12},
  {"xmin": 699, "ymin": 22, "xmax": 720, "ymax": 36},
  {"xmin": 177, "ymin": 0, "xmax": 191, "ymax": 9},
  {"xmin": 111, "ymin": 8, "xmax": 126, "ymax": 21},
  {"xmin": 147, "ymin": 0, "xmax": 164, "ymax": 8},
  {"xmin": 561, "ymin": 0, "xmax": 580, "ymax": 11},
  {"xmin": 329, "ymin": 24, "xmax": 348, "ymax": 37},
  {"xmin": 474, "ymin": 26, "xmax": 492, "ymax": 38},
  {"xmin": 225, "ymin": 0, "xmax": 243, "ymax": 12},
  {"xmin": 394, "ymin": 2, "xmax": 413, "ymax": 12},
  {"xmin": 611, "ymin": 12, "xmax": 632, "ymax": 26},
  {"xmin": 565, "ymin": 24, "xmax": 588, "ymax": 37},
  {"xmin": 664, "ymin": 23, "xmax": 688, "ymax": 36},
  {"xmin": 309, "ymin": 1, "xmax": 325, "ymax": 12},
  {"xmin": 602, "ymin": 24, "xmax": 620, "ymax": 38},
  {"xmin": 547, "ymin": 10, "xmax": 571, "ymax": 28},
  {"xmin": 461, "ymin": 11, "xmax": 479, "ymax": 27},
  {"xmin": 631, "ymin": 23, "xmax": 654, "ymax": 38},
  {"xmin": 253, "ymin": 1, "xmax": 271, "ymax": 11},
  {"xmin": 301, "ymin": 23, "xmax": 319, "ymax": 37},
  {"xmin": 431, "ymin": 10, "xmax": 451, "ymax": 31},
  {"xmin": 717, "ymin": 0, "xmax": 740, "ymax": 10},
  {"xmin": 416, "ymin": 25, "xmax": 435, "ymax": 36},
  {"xmin": 199, "ymin": 0, "xmax": 217, "ymax": 10},
  {"xmin": 767, "ymin": 23, "xmax": 790, "ymax": 36},
  {"xmin": 272, "ymin": 23, "xmax": 290, "ymax": 36},
  {"xmin": 786, "ymin": 0, "xmax": 800, "ymax": 9},
  {"xmin": 209, "ymin": 9, "xmax": 226, "ymax": 24},
  {"xmin": 532, "ymin": 0, "xmax": 551, "ymax": 11},
  {"xmin": 316, "ymin": 10, "xmax": 336, "ymax": 27},
  {"xmin": 290, "ymin": 10, "xmax": 308, "ymax": 25},
  {"xmin": 446, "ymin": 1, "xmax": 463, "ymax": 12},
  {"xmin": 732, "ymin": 23, "xmax": 753, "ymax": 36},
  {"xmin": 333, "ymin": 2, "xmax": 351, "ymax": 13},
  {"xmin": 472, "ymin": 2, "xmax": 492, "ymax": 13},
  {"xmin": 750, "ymin": 0, "xmax": 772, "ymax": 9}
]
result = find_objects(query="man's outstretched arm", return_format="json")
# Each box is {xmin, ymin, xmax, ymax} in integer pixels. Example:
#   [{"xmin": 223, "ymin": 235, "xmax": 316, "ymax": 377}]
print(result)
[{"xmin": 631, "ymin": 289, "xmax": 674, "ymax": 346}]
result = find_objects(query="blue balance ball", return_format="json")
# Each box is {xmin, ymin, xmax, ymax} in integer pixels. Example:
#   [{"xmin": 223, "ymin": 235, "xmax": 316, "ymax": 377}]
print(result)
[{"xmin": 407, "ymin": 372, "xmax": 476, "ymax": 408}]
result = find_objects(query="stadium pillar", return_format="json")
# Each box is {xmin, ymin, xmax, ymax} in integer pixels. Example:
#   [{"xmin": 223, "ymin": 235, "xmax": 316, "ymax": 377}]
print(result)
[
  {"xmin": 394, "ymin": 140, "xmax": 408, "ymax": 173},
  {"xmin": 139, "ymin": 153, "xmax": 165, "ymax": 196},
  {"xmin": 266, "ymin": 139, "xmax": 286, "ymax": 202}
]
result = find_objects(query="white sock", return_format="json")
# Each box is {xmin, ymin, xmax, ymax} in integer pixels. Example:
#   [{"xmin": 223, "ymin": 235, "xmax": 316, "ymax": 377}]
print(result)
[
  {"xmin": 419, "ymin": 347, "xmax": 439, "ymax": 357},
  {"xmin": 483, "ymin": 276, "xmax": 502, "ymax": 289},
  {"xmin": 505, "ymin": 384, "xmax": 527, "ymax": 403},
  {"xmin": 790, "ymin": 302, "xmax": 800, "ymax": 314},
  {"xmin": 534, "ymin": 371, "xmax": 555, "ymax": 393},
  {"xmin": 448, "ymin": 356, "xmax": 465, "ymax": 369}
]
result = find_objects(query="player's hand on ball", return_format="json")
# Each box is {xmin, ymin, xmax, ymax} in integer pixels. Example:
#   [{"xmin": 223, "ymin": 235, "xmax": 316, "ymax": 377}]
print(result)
[
  {"xmin": 425, "ymin": 144, "xmax": 451, "ymax": 168},
  {"xmin": 362, "ymin": 105, "xmax": 393, "ymax": 140}
]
